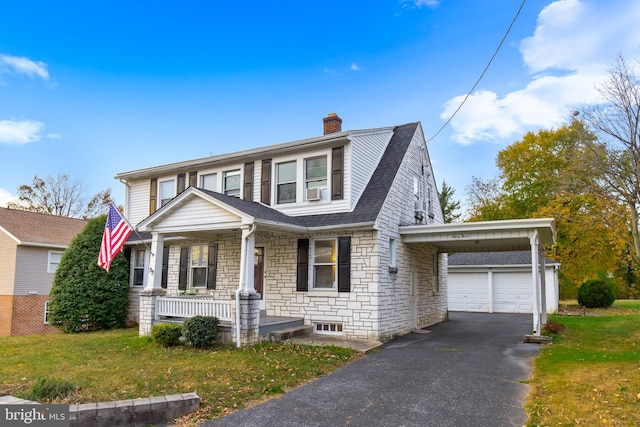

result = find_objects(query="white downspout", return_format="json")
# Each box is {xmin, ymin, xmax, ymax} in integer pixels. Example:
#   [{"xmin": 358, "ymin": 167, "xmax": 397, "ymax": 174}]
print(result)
[{"xmin": 236, "ymin": 224, "xmax": 256, "ymax": 348}]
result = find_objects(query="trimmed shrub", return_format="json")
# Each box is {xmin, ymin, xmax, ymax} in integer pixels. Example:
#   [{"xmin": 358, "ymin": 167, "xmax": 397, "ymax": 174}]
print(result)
[
  {"xmin": 577, "ymin": 279, "xmax": 615, "ymax": 308},
  {"xmin": 151, "ymin": 323, "xmax": 183, "ymax": 347},
  {"xmin": 25, "ymin": 377, "xmax": 74, "ymax": 402},
  {"xmin": 182, "ymin": 316, "xmax": 219, "ymax": 348},
  {"xmin": 48, "ymin": 215, "xmax": 129, "ymax": 332}
]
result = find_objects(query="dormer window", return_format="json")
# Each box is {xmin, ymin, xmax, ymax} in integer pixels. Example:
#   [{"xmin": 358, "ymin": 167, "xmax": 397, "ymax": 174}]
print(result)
[
  {"xmin": 276, "ymin": 161, "xmax": 297, "ymax": 204},
  {"xmin": 223, "ymin": 170, "xmax": 241, "ymax": 197},
  {"xmin": 305, "ymin": 156, "xmax": 327, "ymax": 201},
  {"xmin": 201, "ymin": 173, "xmax": 217, "ymax": 191}
]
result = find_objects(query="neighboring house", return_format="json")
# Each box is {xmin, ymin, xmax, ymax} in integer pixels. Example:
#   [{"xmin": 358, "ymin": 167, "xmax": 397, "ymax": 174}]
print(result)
[
  {"xmin": 0, "ymin": 208, "xmax": 87, "ymax": 336},
  {"xmin": 116, "ymin": 114, "xmax": 449, "ymax": 343},
  {"xmin": 448, "ymin": 251, "xmax": 560, "ymax": 314}
]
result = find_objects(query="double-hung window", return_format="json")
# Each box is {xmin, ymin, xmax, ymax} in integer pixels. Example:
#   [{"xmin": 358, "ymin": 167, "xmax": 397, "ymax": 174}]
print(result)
[
  {"xmin": 159, "ymin": 179, "xmax": 176, "ymax": 207},
  {"xmin": 191, "ymin": 244, "xmax": 208, "ymax": 287},
  {"xmin": 223, "ymin": 170, "xmax": 241, "ymax": 197},
  {"xmin": 276, "ymin": 161, "xmax": 297, "ymax": 204},
  {"xmin": 133, "ymin": 249, "xmax": 145, "ymax": 286},
  {"xmin": 200, "ymin": 173, "xmax": 217, "ymax": 191},
  {"xmin": 313, "ymin": 239, "xmax": 336, "ymax": 289},
  {"xmin": 305, "ymin": 156, "xmax": 327, "ymax": 200},
  {"xmin": 48, "ymin": 250, "xmax": 63, "ymax": 273}
]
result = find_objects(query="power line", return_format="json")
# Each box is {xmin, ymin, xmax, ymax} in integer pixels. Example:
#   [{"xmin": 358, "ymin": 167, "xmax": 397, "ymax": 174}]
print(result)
[{"xmin": 426, "ymin": 0, "xmax": 528, "ymax": 144}]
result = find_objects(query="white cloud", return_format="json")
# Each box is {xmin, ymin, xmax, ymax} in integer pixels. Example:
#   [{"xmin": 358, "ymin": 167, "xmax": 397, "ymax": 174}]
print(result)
[
  {"xmin": 47, "ymin": 132, "xmax": 62, "ymax": 139},
  {"xmin": 402, "ymin": 0, "xmax": 440, "ymax": 9},
  {"xmin": 0, "ymin": 54, "xmax": 49, "ymax": 81},
  {"xmin": 0, "ymin": 119, "xmax": 45, "ymax": 145},
  {"xmin": 0, "ymin": 188, "xmax": 18, "ymax": 207},
  {"xmin": 442, "ymin": 0, "xmax": 640, "ymax": 144},
  {"xmin": 350, "ymin": 63, "xmax": 361, "ymax": 71}
]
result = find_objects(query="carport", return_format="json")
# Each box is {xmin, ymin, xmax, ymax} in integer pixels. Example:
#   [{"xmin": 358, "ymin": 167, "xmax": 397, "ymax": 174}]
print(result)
[{"xmin": 399, "ymin": 218, "xmax": 556, "ymax": 335}]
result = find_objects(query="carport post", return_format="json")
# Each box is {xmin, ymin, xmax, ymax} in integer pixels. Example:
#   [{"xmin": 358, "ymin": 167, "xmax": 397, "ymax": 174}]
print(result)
[
  {"xmin": 530, "ymin": 231, "xmax": 541, "ymax": 336},
  {"xmin": 539, "ymin": 247, "xmax": 547, "ymax": 325}
]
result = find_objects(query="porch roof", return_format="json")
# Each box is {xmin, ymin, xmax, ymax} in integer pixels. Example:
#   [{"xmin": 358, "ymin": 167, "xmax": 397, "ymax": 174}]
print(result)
[{"xmin": 399, "ymin": 218, "xmax": 556, "ymax": 252}]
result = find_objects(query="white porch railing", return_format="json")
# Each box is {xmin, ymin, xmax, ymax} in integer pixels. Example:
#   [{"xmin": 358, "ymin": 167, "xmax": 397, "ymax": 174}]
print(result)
[{"xmin": 155, "ymin": 297, "xmax": 233, "ymax": 322}]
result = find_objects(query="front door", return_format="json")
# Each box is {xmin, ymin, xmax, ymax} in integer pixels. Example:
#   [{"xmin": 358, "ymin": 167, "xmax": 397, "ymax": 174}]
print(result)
[{"xmin": 254, "ymin": 247, "xmax": 265, "ymax": 310}]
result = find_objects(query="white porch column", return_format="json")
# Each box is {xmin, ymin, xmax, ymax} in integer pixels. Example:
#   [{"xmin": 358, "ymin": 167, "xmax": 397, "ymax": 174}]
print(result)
[
  {"xmin": 530, "ymin": 231, "xmax": 541, "ymax": 335},
  {"xmin": 146, "ymin": 232, "xmax": 164, "ymax": 290},
  {"xmin": 539, "ymin": 246, "xmax": 547, "ymax": 325},
  {"xmin": 239, "ymin": 225, "xmax": 256, "ymax": 294}
]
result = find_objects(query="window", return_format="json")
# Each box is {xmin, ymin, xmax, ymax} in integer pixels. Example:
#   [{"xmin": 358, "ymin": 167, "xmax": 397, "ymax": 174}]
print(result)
[
  {"xmin": 313, "ymin": 239, "xmax": 336, "ymax": 289},
  {"xmin": 305, "ymin": 156, "xmax": 327, "ymax": 200},
  {"xmin": 44, "ymin": 301, "xmax": 50, "ymax": 324},
  {"xmin": 223, "ymin": 170, "xmax": 241, "ymax": 197},
  {"xmin": 133, "ymin": 249, "xmax": 145, "ymax": 286},
  {"xmin": 428, "ymin": 183, "xmax": 434, "ymax": 217},
  {"xmin": 159, "ymin": 179, "xmax": 175, "ymax": 206},
  {"xmin": 191, "ymin": 244, "xmax": 209, "ymax": 287},
  {"xmin": 276, "ymin": 161, "xmax": 297, "ymax": 204},
  {"xmin": 48, "ymin": 251, "xmax": 63, "ymax": 273},
  {"xmin": 433, "ymin": 252, "xmax": 440, "ymax": 292},
  {"xmin": 200, "ymin": 173, "xmax": 217, "ymax": 191},
  {"xmin": 389, "ymin": 239, "xmax": 397, "ymax": 273},
  {"xmin": 413, "ymin": 176, "xmax": 420, "ymax": 201}
]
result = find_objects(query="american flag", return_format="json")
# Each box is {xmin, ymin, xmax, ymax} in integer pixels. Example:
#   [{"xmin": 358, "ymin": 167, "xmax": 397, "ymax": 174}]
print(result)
[{"xmin": 98, "ymin": 204, "xmax": 133, "ymax": 272}]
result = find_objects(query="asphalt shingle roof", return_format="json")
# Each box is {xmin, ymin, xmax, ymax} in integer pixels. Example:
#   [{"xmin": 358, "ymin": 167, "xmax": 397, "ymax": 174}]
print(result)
[
  {"xmin": 0, "ymin": 207, "xmax": 87, "ymax": 246},
  {"xmin": 126, "ymin": 121, "xmax": 419, "ymax": 241},
  {"xmin": 448, "ymin": 251, "xmax": 558, "ymax": 266}
]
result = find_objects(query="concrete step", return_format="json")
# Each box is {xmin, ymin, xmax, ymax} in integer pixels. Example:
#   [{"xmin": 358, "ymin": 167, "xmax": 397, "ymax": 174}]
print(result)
[{"xmin": 269, "ymin": 325, "xmax": 314, "ymax": 342}]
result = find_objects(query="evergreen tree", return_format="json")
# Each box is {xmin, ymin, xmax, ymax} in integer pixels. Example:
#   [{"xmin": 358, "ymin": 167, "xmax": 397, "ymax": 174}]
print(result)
[{"xmin": 48, "ymin": 215, "xmax": 130, "ymax": 332}]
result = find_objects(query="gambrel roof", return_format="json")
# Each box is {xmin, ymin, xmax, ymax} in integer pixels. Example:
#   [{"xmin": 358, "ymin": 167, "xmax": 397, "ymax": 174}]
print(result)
[{"xmin": 0, "ymin": 207, "xmax": 87, "ymax": 247}]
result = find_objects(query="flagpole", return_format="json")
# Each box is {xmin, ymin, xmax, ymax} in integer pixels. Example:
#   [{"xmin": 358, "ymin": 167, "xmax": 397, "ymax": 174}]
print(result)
[{"xmin": 111, "ymin": 203, "xmax": 154, "ymax": 256}]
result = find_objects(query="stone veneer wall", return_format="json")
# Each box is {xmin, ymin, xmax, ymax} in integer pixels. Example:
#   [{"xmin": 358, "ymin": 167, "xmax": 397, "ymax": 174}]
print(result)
[{"xmin": 374, "ymin": 127, "xmax": 448, "ymax": 339}]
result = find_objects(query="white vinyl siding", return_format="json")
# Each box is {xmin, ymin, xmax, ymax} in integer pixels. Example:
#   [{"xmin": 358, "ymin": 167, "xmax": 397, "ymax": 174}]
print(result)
[
  {"xmin": 126, "ymin": 180, "xmax": 151, "ymax": 226},
  {"xmin": 349, "ymin": 130, "xmax": 393, "ymax": 208},
  {"xmin": 150, "ymin": 196, "xmax": 242, "ymax": 232}
]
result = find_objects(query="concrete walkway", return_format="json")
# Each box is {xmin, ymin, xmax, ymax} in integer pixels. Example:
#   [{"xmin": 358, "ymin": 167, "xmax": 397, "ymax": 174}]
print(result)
[{"xmin": 202, "ymin": 312, "xmax": 541, "ymax": 427}]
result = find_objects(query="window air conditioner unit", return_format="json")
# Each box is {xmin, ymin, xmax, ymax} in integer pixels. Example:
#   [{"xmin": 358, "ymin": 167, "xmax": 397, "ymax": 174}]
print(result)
[{"xmin": 306, "ymin": 187, "xmax": 321, "ymax": 201}]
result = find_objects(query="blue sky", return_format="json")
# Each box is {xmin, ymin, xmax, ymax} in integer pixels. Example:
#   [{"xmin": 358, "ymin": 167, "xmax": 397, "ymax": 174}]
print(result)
[{"xmin": 1, "ymin": 0, "xmax": 639, "ymax": 216}]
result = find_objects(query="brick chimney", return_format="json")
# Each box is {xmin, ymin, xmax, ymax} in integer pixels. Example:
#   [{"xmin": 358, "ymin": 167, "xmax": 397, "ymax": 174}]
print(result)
[{"xmin": 323, "ymin": 113, "xmax": 342, "ymax": 134}]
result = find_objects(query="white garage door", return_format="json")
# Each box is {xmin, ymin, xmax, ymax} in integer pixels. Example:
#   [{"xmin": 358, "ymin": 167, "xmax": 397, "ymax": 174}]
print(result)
[
  {"xmin": 448, "ymin": 272, "xmax": 489, "ymax": 312},
  {"xmin": 493, "ymin": 272, "xmax": 532, "ymax": 313}
]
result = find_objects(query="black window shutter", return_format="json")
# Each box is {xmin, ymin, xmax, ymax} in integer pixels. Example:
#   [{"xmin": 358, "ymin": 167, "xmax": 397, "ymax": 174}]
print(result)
[
  {"xmin": 244, "ymin": 162, "xmax": 254, "ymax": 201},
  {"xmin": 161, "ymin": 246, "xmax": 169, "ymax": 289},
  {"xmin": 188, "ymin": 171, "xmax": 197, "ymax": 188},
  {"xmin": 149, "ymin": 178, "xmax": 158, "ymax": 214},
  {"xmin": 179, "ymin": 246, "xmax": 189, "ymax": 290},
  {"xmin": 331, "ymin": 146, "xmax": 344, "ymax": 200},
  {"xmin": 261, "ymin": 159, "xmax": 272, "ymax": 205},
  {"xmin": 207, "ymin": 243, "xmax": 218, "ymax": 290},
  {"xmin": 177, "ymin": 173, "xmax": 186, "ymax": 194},
  {"xmin": 338, "ymin": 236, "xmax": 351, "ymax": 292},
  {"xmin": 296, "ymin": 239, "xmax": 309, "ymax": 291}
]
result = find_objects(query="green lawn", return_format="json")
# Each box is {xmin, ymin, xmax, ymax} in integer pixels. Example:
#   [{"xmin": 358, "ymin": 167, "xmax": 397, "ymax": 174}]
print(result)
[
  {"xmin": 526, "ymin": 300, "xmax": 640, "ymax": 426},
  {"xmin": 0, "ymin": 330, "xmax": 359, "ymax": 425}
]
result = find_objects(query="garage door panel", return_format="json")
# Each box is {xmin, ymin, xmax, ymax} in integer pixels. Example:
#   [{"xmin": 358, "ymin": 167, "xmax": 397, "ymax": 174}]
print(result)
[
  {"xmin": 493, "ymin": 272, "xmax": 532, "ymax": 313},
  {"xmin": 448, "ymin": 272, "xmax": 489, "ymax": 312}
]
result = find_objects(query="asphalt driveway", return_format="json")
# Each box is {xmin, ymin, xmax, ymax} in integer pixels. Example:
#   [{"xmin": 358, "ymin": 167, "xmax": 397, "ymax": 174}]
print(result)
[{"xmin": 203, "ymin": 312, "xmax": 541, "ymax": 427}]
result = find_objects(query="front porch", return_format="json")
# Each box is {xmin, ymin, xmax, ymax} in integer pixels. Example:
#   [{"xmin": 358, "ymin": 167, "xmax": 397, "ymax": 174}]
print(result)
[{"xmin": 140, "ymin": 291, "xmax": 307, "ymax": 344}]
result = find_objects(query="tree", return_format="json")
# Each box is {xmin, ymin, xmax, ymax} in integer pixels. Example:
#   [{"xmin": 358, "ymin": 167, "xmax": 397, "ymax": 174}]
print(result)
[
  {"xmin": 581, "ymin": 54, "xmax": 640, "ymax": 261},
  {"xmin": 465, "ymin": 122, "xmax": 628, "ymax": 298},
  {"xmin": 48, "ymin": 215, "xmax": 130, "ymax": 333},
  {"xmin": 7, "ymin": 173, "xmax": 113, "ymax": 219},
  {"xmin": 438, "ymin": 180, "xmax": 462, "ymax": 223}
]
